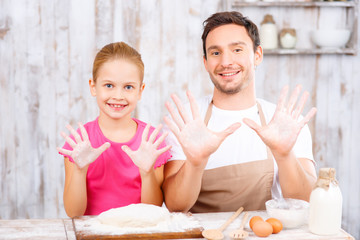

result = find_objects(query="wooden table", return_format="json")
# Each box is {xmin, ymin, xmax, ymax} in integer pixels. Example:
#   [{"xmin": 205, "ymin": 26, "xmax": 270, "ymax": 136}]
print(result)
[{"xmin": 0, "ymin": 211, "xmax": 355, "ymax": 240}]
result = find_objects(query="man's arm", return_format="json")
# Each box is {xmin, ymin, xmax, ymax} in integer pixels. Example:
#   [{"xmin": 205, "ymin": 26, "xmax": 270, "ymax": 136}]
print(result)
[
  {"xmin": 162, "ymin": 91, "xmax": 241, "ymax": 212},
  {"xmin": 243, "ymin": 85, "xmax": 317, "ymax": 201},
  {"xmin": 162, "ymin": 160, "xmax": 206, "ymax": 212}
]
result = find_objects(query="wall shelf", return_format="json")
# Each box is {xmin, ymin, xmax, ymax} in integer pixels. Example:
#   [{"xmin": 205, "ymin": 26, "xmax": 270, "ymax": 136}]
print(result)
[{"xmin": 224, "ymin": 0, "xmax": 358, "ymax": 55}]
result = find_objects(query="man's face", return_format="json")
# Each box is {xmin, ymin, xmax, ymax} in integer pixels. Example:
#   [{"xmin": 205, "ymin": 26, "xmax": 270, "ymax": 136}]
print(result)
[{"xmin": 203, "ymin": 24, "xmax": 262, "ymax": 95}]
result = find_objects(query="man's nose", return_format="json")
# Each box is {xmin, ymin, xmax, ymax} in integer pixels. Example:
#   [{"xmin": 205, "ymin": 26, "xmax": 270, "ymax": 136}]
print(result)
[{"xmin": 220, "ymin": 51, "xmax": 234, "ymax": 67}]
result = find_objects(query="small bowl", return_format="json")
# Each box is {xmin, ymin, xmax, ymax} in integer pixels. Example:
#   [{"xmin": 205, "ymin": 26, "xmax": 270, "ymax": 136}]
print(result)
[
  {"xmin": 311, "ymin": 29, "xmax": 351, "ymax": 48},
  {"xmin": 265, "ymin": 198, "xmax": 309, "ymax": 229}
]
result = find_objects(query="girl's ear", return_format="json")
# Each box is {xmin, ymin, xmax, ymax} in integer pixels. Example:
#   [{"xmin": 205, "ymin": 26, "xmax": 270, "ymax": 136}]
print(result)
[
  {"xmin": 138, "ymin": 83, "xmax": 146, "ymax": 100},
  {"xmin": 89, "ymin": 79, "xmax": 96, "ymax": 96}
]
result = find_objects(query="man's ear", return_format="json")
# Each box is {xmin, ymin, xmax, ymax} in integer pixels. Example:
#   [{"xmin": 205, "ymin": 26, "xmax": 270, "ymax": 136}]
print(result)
[
  {"xmin": 89, "ymin": 79, "xmax": 96, "ymax": 96},
  {"xmin": 254, "ymin": 45, "xmax": 263, "ymax": 67},
  {"xmin": 203, "ymin": 55, "xmax": 209, "ymax": 72}
]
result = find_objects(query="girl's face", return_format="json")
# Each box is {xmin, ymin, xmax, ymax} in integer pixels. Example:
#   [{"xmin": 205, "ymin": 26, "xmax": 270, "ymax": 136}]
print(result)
[{"xmin": 89, "ymin": 59, "xmax": 144, "ymax": 122}]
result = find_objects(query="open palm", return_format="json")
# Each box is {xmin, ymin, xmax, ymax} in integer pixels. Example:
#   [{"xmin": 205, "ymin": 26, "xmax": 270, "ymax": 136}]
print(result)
[
  {"xmin": 243, "ymin": 85, "xmax": 317, "ymax": 157},
  {"xmin": 57, "ymin": 123, "xmax": 110, "ymax": 169},
  {"xmin": 121, "ymin": 124, "xmax": 171, "ymax": 173},
  {"xmin": 164, "ymin": 91, "xmax": 241, "ymax": 166}
]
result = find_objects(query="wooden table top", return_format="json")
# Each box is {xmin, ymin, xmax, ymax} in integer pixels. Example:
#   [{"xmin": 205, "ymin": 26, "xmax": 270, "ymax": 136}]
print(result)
[{"xmin": 0, "ymin": 211, "xmax": 355, "ymax": 240}]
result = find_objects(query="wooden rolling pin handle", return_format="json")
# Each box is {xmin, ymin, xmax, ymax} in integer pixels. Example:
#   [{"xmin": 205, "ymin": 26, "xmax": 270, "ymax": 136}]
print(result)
[{"xmin": 219, "ymin": 207, "xmax": 244, "ymax": 232}]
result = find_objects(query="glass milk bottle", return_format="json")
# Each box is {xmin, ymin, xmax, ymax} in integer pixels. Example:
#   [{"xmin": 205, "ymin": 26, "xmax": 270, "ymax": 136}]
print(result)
[
  {"xmin": 259, "ymin": 14, "xmax": 278, "ymax": 49},
  {"xmin": 309, "ymin": 168, "xmax": 342, "ymax": 235}
]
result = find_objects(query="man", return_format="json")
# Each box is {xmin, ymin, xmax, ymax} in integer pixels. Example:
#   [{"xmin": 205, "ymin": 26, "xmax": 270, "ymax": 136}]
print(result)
[{"xmin": 163, "ymin": 11, "xmax": 317, "ymax": 213}]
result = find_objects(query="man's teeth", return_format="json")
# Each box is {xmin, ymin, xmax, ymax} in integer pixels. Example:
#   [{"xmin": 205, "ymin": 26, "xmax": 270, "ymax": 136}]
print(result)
[{"xmin": 222, "ymin": 72, "xmax": 237, "ymax": 76}]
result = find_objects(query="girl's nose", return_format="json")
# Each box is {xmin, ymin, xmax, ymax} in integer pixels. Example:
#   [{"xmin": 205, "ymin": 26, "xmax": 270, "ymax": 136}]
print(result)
[{"xmin": 113, "ymin": 88, "xmax": 124, "ymax": 100}]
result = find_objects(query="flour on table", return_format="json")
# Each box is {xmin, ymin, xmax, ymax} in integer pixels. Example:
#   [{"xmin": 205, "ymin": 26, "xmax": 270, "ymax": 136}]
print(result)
[{"xmin": 98, "ymin": 203, "xmax": 171, "ymax": 228}]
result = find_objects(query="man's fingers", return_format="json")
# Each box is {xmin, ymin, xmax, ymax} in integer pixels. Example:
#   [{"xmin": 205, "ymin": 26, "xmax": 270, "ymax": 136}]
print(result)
[
  {"xmin": 218, "ymin": 122, "xmax": 241, "ymax": 140},
  {"xmin": 187, "ymin": 90, "xmax": 201, "ymax": 119},
  {"xmin": 293, "ymin": 91, "xmax": 309, "ymax": 119},
  {"xmin": 243, "ymin": 118, "xmax": 260, "ymax": 132},
  {"xmin": 163, "ymin": 116, "xmax": 180, "ymax": 140},
  {"xmin": 286, "ymin": 85, "xmax": 302, "ymax": 114},
  {"xmin": 275, "ymin": 85, "xmax": 289, "ymax": 113},
  {"xmin": 165, "ymin": 101, "xmax": 185, "ymax": 130},
  {"xmin": 300, "ymin": 107, "xmax": 317, "ymax": 128},
  {"xmin": 171, "ymin": 94, "xmax": 191, "ymax": 123}
]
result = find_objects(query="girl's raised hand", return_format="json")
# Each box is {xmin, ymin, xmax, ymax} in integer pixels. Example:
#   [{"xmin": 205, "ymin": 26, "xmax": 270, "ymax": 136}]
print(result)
[
  {"xmin": 57, "ymin": 123, "xmax": 111, "ymax": 169},
  {"xmin": 121, "ymin": 124, "xmax": 171, "ymax": 173}
]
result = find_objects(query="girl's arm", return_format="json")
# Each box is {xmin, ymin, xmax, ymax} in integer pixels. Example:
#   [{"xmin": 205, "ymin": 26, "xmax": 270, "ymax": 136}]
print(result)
[
  {"xmin": 58, "ymin": 123, "xmax": 110, "ymax": 217},
  {"xmin": 122, "ymin": 124, "xmax": 171, "ymax": 206},
  {"xmin": 63, "ymin": 157, "xmax": 88, "ymax": 217},
  {"xmin": 139, "ymin": 166, "xmax": 164, "ymax": 206}
]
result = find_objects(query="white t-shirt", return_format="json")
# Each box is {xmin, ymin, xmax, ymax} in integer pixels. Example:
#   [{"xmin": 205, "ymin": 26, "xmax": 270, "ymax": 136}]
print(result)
[{"xmin": 164, "ymin": 95, "xmax": 315, "ymax": 199}]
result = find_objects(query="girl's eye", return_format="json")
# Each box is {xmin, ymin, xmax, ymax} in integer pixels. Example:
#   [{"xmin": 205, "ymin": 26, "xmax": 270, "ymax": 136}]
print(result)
[
  {"xmin": 105, "ymin": 84, "xmax": 113, "ymax": 88},
  {"xmin": 125, "ymin": 85, "xmax": 134, "ymax": 90}
]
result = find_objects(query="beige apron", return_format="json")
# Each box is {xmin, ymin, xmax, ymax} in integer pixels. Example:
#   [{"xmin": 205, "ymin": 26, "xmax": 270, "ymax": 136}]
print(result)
[{"xmin": 190, "ymin": 102, "xmax": 274, "ymax": 213}]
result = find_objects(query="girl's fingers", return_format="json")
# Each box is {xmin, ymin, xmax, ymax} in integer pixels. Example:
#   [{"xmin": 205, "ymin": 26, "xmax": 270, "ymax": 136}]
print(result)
[
  {"xmin": 148, "ymin": 124, "xmax": 162, "ymax": 143},
  {"xmin": 78, "ymin": 122, "xmax": 90, "ymax": 142},
  {"xmin": 57, "ymin": 147, "xmax": 73, "ymax": 156},
  {"xmin": 156, "ymin": 144, "xmax": 172, "ymax": 156},
  {"xmin": 153, "ymin": 131, "xmax": 169, "ymax": 149},
  {"xmin": 66, "ymin": 124, "xmax": 82, "ymax": 143},
  {"xmin": 121, "ymin": 145, "xmax": 133, "ymax": 157},
  {"xmin": 286, "ymin": 85, "xmax": 302, "ymax": 114},
  {"xmin": 60, "ymin": 131, "xmax": 77, "ymax": 148},
  {"xmin": 96, "ymin": 142, "xmax": 111, "ymax": 154},
  {"xmin": 165, "ymin": 101, "xmax": 185, "ymax": 130},
  {"xmin": 187, "ymin": 90, "xmax": 201, "ymax": 119},
  {"xmin": 275, "ymin": 85, "xmax": 289, "ymax": 113},
  {"xmin": 171, "ymin": 94, "xmax": 191, "ymax": 124},
  {"xmin": 142, "ymin": 123, "xmax": 151, "ymax": 142}
]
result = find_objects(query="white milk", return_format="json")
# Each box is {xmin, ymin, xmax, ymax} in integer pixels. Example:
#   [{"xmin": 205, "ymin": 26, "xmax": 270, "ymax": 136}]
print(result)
[{"xmin": 308, "ymin": 168, "xmax": 342, "ymax": 235}]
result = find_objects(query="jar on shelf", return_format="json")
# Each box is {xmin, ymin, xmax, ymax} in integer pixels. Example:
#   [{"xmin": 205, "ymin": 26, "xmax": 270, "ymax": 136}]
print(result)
[
  {"xmin": 308, "ymin": 168, "xmax": 342, "ymax": 235},
  {"xmin": 259, "ymin": 14, "xmax": 278, "ymax": 50},
  {"xmin": 280, "ymin": 28, "xmax": 297, "ymax": 49}
]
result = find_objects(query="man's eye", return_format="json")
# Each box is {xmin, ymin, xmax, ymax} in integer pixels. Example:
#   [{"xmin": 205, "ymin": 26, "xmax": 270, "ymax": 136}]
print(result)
[
  {"xmin": 211, "ymin": 51, "xmax": 220, "ymax": 56},
  {"xmin": 125, "ymin": 85, "xmax": 134, "ymax": 90},
  {"xmin": 234, "ymin": 48, "xmax": 242, "ymax": 53}
]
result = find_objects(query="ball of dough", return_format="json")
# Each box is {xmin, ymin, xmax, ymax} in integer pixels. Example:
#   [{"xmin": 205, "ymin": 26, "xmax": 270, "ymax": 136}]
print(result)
[{"xmin": 98, "ymin": 203, "xmax": 171, "ymax": 228}]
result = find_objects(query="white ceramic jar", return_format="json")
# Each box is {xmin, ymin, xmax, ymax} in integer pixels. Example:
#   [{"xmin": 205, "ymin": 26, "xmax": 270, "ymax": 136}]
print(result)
[
  {"xmin": 260, "ymin": 15, "xmax": 278, "ymax": 49},
  {"xmin": 309, "ymin": 168, "xmax": 342, "ymax": 235},
  {"xmin": 280, "ymin": 28, "xmax": 297, "ymax": 49}
]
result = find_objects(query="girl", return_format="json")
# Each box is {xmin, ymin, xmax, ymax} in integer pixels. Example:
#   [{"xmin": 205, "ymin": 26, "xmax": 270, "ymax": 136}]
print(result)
[{"xmin": 57, "ymin": 42, "xmax": 171, "ymax": 217}]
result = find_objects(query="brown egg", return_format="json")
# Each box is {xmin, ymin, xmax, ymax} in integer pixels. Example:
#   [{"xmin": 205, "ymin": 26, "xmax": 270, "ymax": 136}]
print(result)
[
  {"xmin": 252, "ymin": 220, "xmax": 273, "ymax": 237},
  {"xmin": 266, "ymin": 218, "xmax": 283, "ymax": 234},
  {"xmin": 249, "ymin": 216, "xmax": 264, "ymax": 230}
]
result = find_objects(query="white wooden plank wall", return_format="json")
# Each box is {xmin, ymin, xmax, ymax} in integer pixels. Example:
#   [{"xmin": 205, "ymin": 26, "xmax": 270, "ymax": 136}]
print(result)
[{"xmin": 0, "ymin": 0, "xmax": 359, "ymax": 238}]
